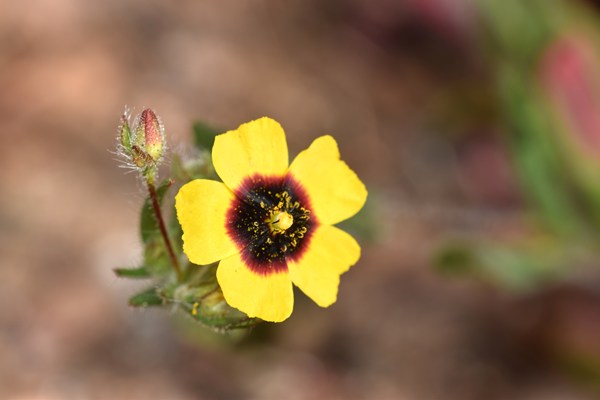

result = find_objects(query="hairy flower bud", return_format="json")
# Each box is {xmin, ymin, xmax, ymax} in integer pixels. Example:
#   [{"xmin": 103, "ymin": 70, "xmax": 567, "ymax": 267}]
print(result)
[
  {"xmin": 141, "ymin": 109, "xmax": 164, "ymax": 162},
  {"xmin": 115, "ymin": 107, "xmax": 166, "ymax": 180}
]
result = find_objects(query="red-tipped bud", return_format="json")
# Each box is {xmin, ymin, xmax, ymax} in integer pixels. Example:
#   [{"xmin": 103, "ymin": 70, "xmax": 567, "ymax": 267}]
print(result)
[
  {"xmin": 141, "ymin": 109, "xmax": 164, "ymax": 162},
  {"xmin": 115, "ymin": 106, "xmax": 166, "ymax": 180}
]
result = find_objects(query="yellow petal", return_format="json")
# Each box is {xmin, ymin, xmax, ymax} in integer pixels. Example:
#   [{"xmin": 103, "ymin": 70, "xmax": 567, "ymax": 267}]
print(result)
[
  {"xmin": 175, "ymin": 179, "xmax": 238, "ymax": 265},
  {"xmin": 213, "ymin": 117, "xmax": 289, "ymax": 190},
  {"xmin": 289, "ymin": 135, "xmax": 367, "ymax": 225},
  {"xmin": 288, "ymin": 225, "xmax": 360, "ymax": 308},
  {"xmin": 217, "ymin": 253, "xmax": 294, "ymax": 322}
]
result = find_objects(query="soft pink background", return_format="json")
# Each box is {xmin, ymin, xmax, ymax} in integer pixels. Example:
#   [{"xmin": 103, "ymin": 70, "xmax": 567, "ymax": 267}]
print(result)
[{"xmin": 1, "ymin": 1, "xmax": 596, "ymax": 399}]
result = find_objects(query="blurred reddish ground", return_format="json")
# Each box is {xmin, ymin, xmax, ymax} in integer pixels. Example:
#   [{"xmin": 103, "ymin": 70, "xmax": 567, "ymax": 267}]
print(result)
[{"xmin": 0, "ymin": 1, "xmax": 598, "ymax": 399}]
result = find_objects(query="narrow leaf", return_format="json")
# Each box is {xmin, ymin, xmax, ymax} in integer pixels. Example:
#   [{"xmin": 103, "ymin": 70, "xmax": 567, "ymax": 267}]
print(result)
[
  {"xmin": 129, "ymin": 287, "xmax": 163, "ymax": 307},
  {"xmin": 114, "ymin": 266, "xmax": 151, "ymax": 279}
]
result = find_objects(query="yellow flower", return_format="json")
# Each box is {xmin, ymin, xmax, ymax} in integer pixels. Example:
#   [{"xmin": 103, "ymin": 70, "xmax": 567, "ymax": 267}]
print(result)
[{"xmin": 175, "ymin": 117, "xmax": 367, "ymax": 322}]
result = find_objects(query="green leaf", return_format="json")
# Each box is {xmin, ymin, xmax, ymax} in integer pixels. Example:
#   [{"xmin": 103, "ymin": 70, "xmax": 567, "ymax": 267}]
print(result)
[
  {"xmin": 142, "ymin": 239, "xmax": 174, "ymax": 277},
  {"xmin": 193, "ymin": 121, "xmax": 221, "ymax": 152},
  {"xmin": 435, "ymin": 244, "xmax": 477, "ymax": 276},
  {"xmin": 140, "ymin": 179, "xmax": 173, "ymax": 244},
  {"xmin": 181, "ymin": 293, "xmax": 260, "ymax": 331},
  {"xmin": 435, "ymin": 239, "xmax": 567, "ymax": 292},
  {"xmin": 129, "ymin": 287, "xmax": 163, "ymax": 307},
  {"xmin": 169, "ymin": 204, "xmax": 184, "ymax": 256},
  {"xmin": 499, "ymin": 67, "xmax": 582, "ymax": 235},
  {"xmin": 169, "ymin": 280, "xmax": 260, "ymax": 330},
  {"xmin": 114, "ymin": 266, "xmax": 151, "ymax": 279}
]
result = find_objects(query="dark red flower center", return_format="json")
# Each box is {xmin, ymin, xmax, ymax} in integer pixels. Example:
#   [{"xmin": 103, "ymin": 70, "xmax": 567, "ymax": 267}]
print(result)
[{"xmin": 226, "ymin": 174, "xmax": 317, "ymax": 275}]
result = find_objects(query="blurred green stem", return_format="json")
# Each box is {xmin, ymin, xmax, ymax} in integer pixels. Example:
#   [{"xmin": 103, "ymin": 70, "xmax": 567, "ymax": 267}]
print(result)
[{"xmin": 147, "ymin": 178, "xmax": 183, "ymax": 281}]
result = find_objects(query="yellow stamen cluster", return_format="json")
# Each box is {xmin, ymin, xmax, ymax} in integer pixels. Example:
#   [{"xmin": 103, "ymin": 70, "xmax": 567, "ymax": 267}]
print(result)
[
  {"xmin": 270, "ymin": 211, "xmax": 294, "ymax": 231},
  {"xmin": 265, "ymin": 190, "xmax": 301, "ymax": 234},
  {"xmin": 230, "ymin": 183, "xmax": 312, "ymax": 265}
]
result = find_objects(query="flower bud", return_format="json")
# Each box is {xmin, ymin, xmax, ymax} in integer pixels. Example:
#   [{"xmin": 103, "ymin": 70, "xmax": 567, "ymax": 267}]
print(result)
[
  {"xmin": 141, "ymin": 109, "xmax": 164, "ymax": 162},
  {"xmin": 115, "ymin": 107, "xmax": 166, "ymax": 180}
]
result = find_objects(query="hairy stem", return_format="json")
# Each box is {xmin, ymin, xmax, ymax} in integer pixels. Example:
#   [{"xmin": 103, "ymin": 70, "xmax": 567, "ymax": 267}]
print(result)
[{"xmin": 147, "ymin": 179, "xmax": 183, "ymax": 281}]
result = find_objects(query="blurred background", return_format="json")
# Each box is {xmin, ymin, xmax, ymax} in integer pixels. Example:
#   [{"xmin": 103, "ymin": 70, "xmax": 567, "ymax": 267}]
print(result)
[{"xmin": 6, "ymin": 0, "xmax": 600, "ymax": 398}]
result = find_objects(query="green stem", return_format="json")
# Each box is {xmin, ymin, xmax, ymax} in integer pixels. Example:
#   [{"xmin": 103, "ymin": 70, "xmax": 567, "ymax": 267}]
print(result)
[{"xmin": 147, "ymin": 179, "xmax": 183, "ymax": 281}]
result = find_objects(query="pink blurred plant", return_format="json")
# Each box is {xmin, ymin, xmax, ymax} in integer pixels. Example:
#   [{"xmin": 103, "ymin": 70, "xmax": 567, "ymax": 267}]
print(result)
[{"xmin": 540, "ymin": 35, "xmax": 600, "ymax": 157}]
